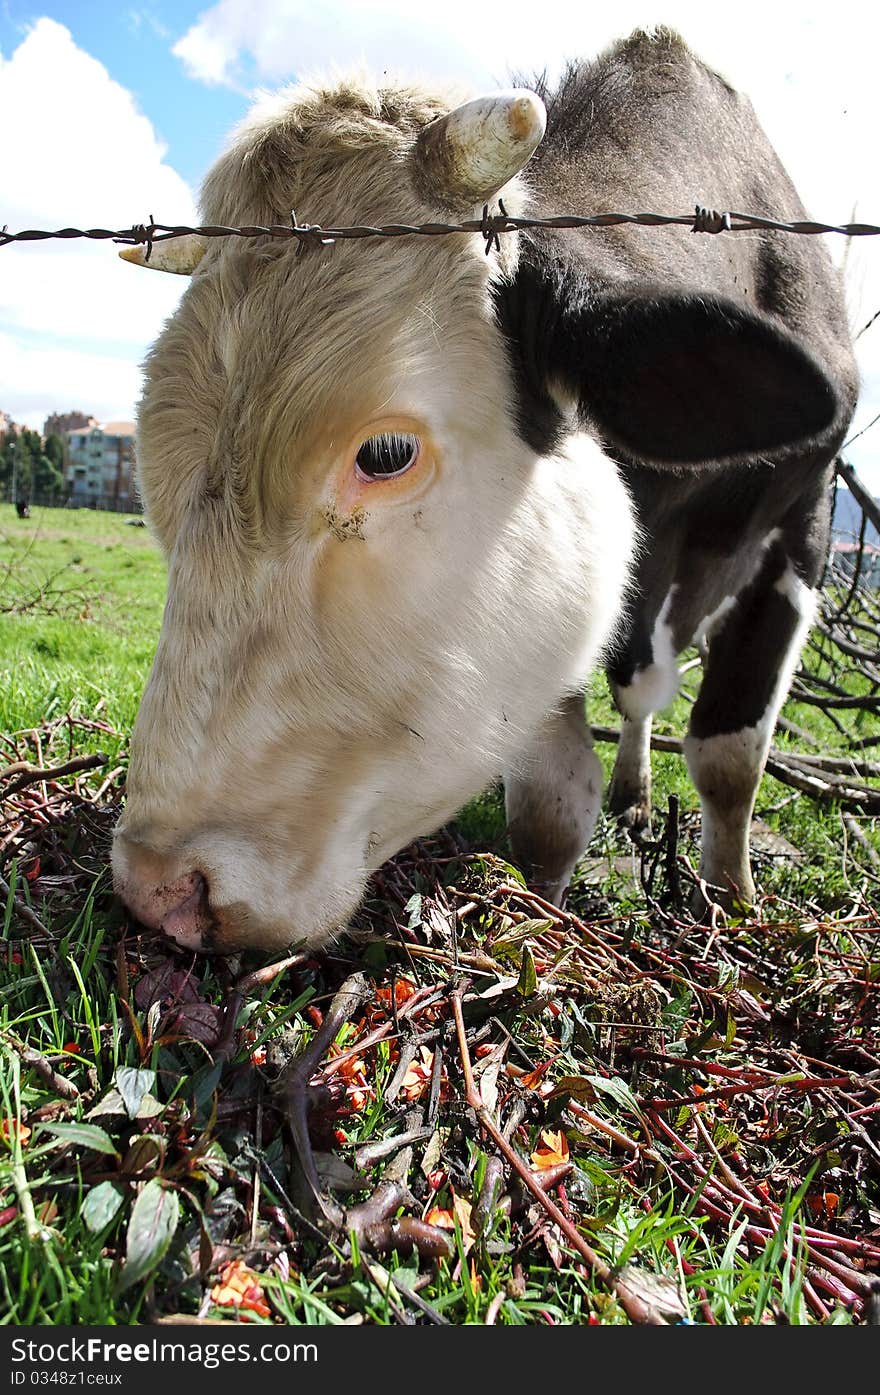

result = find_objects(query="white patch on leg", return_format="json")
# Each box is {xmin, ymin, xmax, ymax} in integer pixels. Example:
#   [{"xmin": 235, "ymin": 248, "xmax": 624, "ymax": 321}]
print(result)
[
  {"xmin": 615, "ymin": 714, "xmax": 652, "ymax": 795},
  {"xmin": 615, "ymin": 587, "xmax": 681, "ymax": 723},
  {"xmin": 769, "ymin": 564, "xmax": 817, "ymax": 718},
  {"xmin": 688, "ymin": 726, "xmax": 768, "ymax": 904},
  {"xmin": 685, "ymin": 566, "xmax": 816, "ymax": 904},
  {"xmin": 695, "ymin": 593, "xmax": 736, "ymax": 653},
  {"xmin": 608, "ymin": 713, "xmax": 653, "ymax": 827}
]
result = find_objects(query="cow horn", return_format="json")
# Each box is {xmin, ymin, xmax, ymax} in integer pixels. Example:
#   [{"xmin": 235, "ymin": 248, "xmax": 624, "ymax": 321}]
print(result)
[
  {"xmin": 118, "ymin": 233, "xmax": 208, "ymax": 275},
  {"xmin": 416, "ymin": 89, "xmax": 546, "ymax": 205}
]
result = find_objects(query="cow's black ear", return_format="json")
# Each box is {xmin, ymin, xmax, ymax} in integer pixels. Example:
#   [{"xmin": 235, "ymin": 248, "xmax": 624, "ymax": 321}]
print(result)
[
  {"xmin": 495, "ymin": 251, "xmax": 843, "ymax": 467},
  {"xmin": 575, "ymin": 291, "xmax": 842, "ymax": 467}
]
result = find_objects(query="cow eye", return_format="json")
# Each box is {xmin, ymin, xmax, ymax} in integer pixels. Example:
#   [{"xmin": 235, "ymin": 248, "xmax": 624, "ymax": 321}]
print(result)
[{"xmin": 355, "ymin": 432, "xmax": 420, "ymax": 480}]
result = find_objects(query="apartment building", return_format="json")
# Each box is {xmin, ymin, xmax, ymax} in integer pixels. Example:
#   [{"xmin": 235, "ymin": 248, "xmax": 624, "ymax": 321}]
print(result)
[{"xmin": 66, "ymin": 421, "xmax": 137, "ymax": 509}]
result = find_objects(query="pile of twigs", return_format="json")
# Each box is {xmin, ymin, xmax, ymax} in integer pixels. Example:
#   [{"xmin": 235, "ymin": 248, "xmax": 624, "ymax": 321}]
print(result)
[
  {"xmin": 349, "ymin": 834, "xmax": 880, "ymax": 1322},
  {"xmin": 2, "ymin": 718, "xmax": 879, "ymax": 1323},
  {"xmin": 0, "ymin": 714, "xmax": 124, "ymax": 940}
]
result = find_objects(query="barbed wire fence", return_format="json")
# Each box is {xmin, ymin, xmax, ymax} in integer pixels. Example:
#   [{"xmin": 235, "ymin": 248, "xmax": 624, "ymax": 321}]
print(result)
[
  {"xmin": 4, "ymin": 204, "xmax": 880, "ymax": 257},
  {"xmin": 2, "ymin": 202, "xmax": 880, "ymax": 824}
]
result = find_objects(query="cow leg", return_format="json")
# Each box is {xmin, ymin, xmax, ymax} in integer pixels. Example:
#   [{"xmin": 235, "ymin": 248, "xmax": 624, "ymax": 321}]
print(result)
[
  {"xmin": 683, "ymin": 544, "xmax": 816, "ymax": 915},
  {"xmin": 607, "ymin": 588, "xmax": 680, "ymax": 833},
  {"xmin": 504, "ymin": 691, "xmax": 602, "ymax": 905},
  {"xmin": 607, "ymin": 713, "xmax": 653, "ymax": 834}
]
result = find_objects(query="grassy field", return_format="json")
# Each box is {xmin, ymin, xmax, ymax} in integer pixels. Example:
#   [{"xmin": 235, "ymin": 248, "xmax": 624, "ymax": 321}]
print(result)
[
  {"xmin": 0, "ymin": 502, "xmax": 877, "ymax": 1327},
  {"xmin": 0, "ymin": 505, "xmax": 165, "ymax": 754}
]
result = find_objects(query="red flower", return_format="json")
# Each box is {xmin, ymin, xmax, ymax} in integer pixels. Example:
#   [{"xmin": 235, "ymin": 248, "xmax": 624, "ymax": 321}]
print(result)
[{"xmin": 210, "ymin": 1260, "xmax": 271, "ymax": 1319}]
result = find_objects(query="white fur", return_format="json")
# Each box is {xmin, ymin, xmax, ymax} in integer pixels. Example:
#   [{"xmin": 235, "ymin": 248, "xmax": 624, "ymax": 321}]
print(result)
[
  {"xmin": 684, "ymin": 563, "xmax": 816, "ymax": 900},
  {"xmin": 615, "ymin": 586, "xmax": 681, "ymax": 722},
  {"xmin": 613, "ymin": 714, "xmax": 653, "ymax": 801},
  {"xmin": 114, "ymin": 316, "xmax": 636, "ymax": 951}
]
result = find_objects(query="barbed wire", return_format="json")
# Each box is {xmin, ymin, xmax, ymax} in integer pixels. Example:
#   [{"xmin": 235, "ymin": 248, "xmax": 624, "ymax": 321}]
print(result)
[{"xmin": 3, "ymin": 204, "xmax": 880, "ymax": 259}]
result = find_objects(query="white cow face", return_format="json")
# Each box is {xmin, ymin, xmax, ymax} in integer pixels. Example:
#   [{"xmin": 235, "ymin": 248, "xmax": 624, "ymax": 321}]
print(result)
[{"xmin": 111, "ymin": 78, "xmax": 635, "ymax": 952}]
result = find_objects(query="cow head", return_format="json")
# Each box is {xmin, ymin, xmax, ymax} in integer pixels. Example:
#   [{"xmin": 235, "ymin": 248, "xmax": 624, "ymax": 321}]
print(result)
[
  {"xmin": 113, "ymin": 74, "xmax": 842, "ymax": 955},
  {"xmin": 112, "ymin": 78, "xmax": 637, "ymax": 952}
]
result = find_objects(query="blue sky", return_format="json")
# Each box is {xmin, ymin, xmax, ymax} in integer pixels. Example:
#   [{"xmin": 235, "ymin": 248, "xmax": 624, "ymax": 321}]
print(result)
[
  {"xmin": 0, "ymin": 2, "xmax": 246, "ymax": 184},
  {"xmin": 1, "ymin": 0, "xmax": 879, "ymax": 492}
]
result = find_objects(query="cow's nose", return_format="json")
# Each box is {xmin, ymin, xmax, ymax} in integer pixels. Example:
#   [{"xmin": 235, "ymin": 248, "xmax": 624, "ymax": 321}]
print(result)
[
  {"xmin": 160, "ymin": 873, "xmax": 212, "ymax": 950},
  {"xmin": 113, "ymin": 836, "xmax": 212, "ymax": 948}
]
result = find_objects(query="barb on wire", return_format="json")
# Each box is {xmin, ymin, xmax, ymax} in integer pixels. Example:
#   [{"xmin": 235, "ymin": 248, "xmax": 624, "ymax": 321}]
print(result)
[
  {"xmin": 3, "ymin": 203, "xmax": 880, "ymax": 252},
  {"xmin": 692, "ymin": 206, "xmax": 732, "ymax": 235},
  {"xmin": 480, "ymin": 199, "xmax": 508, "ymax": 255}
]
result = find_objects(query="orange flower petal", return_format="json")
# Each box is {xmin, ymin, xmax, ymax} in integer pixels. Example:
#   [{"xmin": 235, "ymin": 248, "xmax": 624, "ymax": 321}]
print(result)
[
  {"xmin": 375, "ymin": 979, "xmax": 418, "ymax": 1010},
  {"xmin": 425, "ymin": 1206, "xmax": 455, "ymax": 1230},
  {"xmin": 520, "ymin": 1060, "xmax": 553, "ymax": 1091},
  {"xmin": 530, "ymin": 1129, "xmax": 569, "ymax": 1171},
  {"xmin": 0, "ymin": 1119, "xmax": 31, "ymax": 1148},
  {"xmin": 400, "ymin": 1047, "xmax": 435, "ymax": 1101},
  {"xmin": 210, "ymin": 1260, "xmax": 271, "ymax": 1318}
]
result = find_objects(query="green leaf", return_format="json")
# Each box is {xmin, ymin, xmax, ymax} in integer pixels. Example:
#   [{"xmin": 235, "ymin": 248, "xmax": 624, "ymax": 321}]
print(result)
[
  {"xmin": 549, "ymin": 1075, "xmax": 600, "ymax": 1103},
  {"xmin": 82, "ymin": 1181, "xmax": 125, "ymax": 1233},
  {"xmin": 88, "ymin": 1088, "xmax": 164, "ymax": 1121},
  {"xmin": 115, "ymin": 1067, "xmax": 157, "ymax": 1119},
  {"xmin": 121, "ymin": 1134, "xmax": 166, "ymax": 1177},
  {"xmin": 41, "ymin": 1122, "xmax": 118, "ymax": 1156},
  {"xmin": 362, "ymin": 941, "xmax": 387, "ymax": 971},
  {"xmin": 661, "ymin": 990, "xmax": 693, "ymax": 1035},
  {"xmin": 585, "ymin": 1074, "xmax": 646, "ymax": 1122},
  {"xmin": 716, "ymin": 963, "xmax": 740, "ymax": 993},
  {"xmin": 188, "ymin": 1061, "xmax": 224, "ymax": 1110},
  {"xmin": 492, "ymin": 918, "xmax": 553, "ymax": 953},
  {"xmin": 516, "ymin": 944, "xmax": 538, "ymax": 997},
  {"xmin": 117, "ymin": 1179, "xmax": 179, "ymax": 1294},
  {"xmin": 496, "ymin": 860, "xmax": 527, "ymax": 888}
]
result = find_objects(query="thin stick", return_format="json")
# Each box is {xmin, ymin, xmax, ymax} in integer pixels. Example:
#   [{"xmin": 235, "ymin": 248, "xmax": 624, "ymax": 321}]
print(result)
[
  {"xmin": 0, "ymin": 754, "xmax": 107, "ymax": 800},
  {"xmin": 2, "ymin": 1034, "xmax": 79, "ymax": 1100},
  {"xmin": 449, "ymin": 985, "xmax": 666, "ymax": 1325},
  {"xmin": 283, "ymin": 972, "xmax": 373, "ymax": 1223}
]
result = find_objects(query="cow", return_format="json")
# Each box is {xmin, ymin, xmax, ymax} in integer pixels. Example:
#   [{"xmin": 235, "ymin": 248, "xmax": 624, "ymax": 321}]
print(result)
[{"xmin": 112, "ymin": 27, "xmax": 857, "ymax": 953}]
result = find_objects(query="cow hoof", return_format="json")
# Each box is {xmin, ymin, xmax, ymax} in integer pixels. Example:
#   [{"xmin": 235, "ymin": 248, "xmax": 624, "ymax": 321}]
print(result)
[
  {"xmin": 609, "ymin": 796, "xmax": 652, "ymax": 840},
  {"xmin": 607, "ymin": 778, "xmax": 651, "ymax": 834},
  {"xmin": 689, "ymin": 881, "xmax": 754, "ymax": 924},
  {"xmin": 527, "ymin": 877, "xmax": 569, "ymax": 909}
]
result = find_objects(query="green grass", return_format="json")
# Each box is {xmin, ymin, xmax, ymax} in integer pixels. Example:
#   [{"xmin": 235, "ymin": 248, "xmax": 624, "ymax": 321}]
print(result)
[
  {"xmin": 0, "ymin": 504, "xmax": 165, "ymax": 756},
  {"xmin": 0, "ymin": 503, "xmax": 876, "ymax": 1326}
]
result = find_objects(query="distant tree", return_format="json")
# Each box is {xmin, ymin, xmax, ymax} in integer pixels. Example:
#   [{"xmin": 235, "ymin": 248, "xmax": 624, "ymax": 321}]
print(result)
[
  {"xmin": 33, "ymin": 451, "xmax": 64, "ymax": 500},
  {"xmin": 0, "ymin": 440, "xmax": 11, "ymax": 499},
  {"xmin": 0, "ymin": 432, "xmax": 33, "ymax": 502},
  {"xmin": 0, "ymin": 430, "xmax": 67, "ymax": 503},
  {"xmin": 17, "ymin": 430, "xmax": 41, "ymax": 501},
  {"xmin": 44, "ymin": 433, "xmax": 65, "ymax": 472}
]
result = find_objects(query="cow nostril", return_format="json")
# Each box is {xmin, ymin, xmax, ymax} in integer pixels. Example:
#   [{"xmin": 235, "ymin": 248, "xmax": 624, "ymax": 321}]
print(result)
[
  {"xmin": 183, "ymin": 870, "xmax": 208, "ymax": 906},
  {"xmin": 161, "ymin": 871, "xmax": 212, "ymax": 949}
]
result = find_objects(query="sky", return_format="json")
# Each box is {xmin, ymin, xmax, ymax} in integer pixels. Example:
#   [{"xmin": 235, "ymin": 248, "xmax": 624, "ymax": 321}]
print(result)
[{"xmin": 1, "ymin": 0, "xmax": 879, "ymax": 493}]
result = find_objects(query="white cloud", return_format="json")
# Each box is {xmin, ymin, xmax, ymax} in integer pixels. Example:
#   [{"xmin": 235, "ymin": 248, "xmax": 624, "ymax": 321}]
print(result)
[
  {"xmin": 0, "ymin": 18, "xmax": 196, "ymax": 428},
  {"xmin": 0, "ymin": 331, "xmax": 143, "ymax": 429},
  {"xmin": 171, "ymin": 0, "xmax": 880, "ymax": 491}
]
